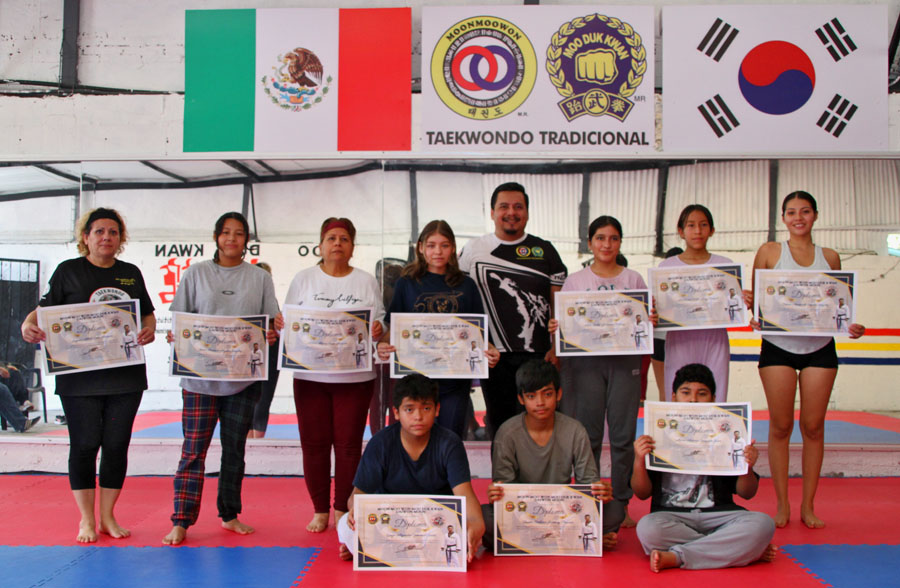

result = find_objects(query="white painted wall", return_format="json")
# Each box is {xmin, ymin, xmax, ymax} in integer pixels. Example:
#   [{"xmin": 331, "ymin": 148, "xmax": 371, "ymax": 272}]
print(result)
[{"xmin": 1, "ymin": 0, "xmax": 899, "ymax": 158}]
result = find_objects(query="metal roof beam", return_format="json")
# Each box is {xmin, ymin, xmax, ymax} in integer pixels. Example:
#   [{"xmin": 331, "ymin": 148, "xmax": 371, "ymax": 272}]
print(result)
[{"xmin": 140, "ymin": 161, "xmax": 188, "ymax": 183}]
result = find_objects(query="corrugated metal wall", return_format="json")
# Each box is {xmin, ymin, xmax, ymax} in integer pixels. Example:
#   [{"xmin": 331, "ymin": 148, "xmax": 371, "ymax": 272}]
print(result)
[
  {"xmin": 588, "ymin": 168, "xmax": 659, "ymax": 255},
  {"xmin": 1, "ymin": 160, "xmax": 898, "ymax": 255}
]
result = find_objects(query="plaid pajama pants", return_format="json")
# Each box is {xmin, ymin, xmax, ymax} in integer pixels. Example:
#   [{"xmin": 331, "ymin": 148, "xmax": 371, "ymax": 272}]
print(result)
[{"xmin": 170, "ymin": 384, "xmax": 260, "ymax": 528}]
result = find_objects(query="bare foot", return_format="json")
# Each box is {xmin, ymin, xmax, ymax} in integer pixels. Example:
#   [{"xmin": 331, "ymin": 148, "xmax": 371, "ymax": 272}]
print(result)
[
  {"xmin": 77, "ymin": 519, "xmax": 98, "ymax": 543},
  {"xmin": 621, "ymin": 507, "xmax": 637, "ymax": 528},
  {"xmin": 98, "ymin": 516, "xmax": 131, "ymax": 539},
  {"xmin": 307, "ymin": 512, "xmax": 329, "ymax": 533},
  {"xmin": 758, "ymin": 544, "xmax": 778, "ymax": 563},
  {"xmin": 334, "ymin": 510, "xmax": 347, "ymax": 526},
  {"xmin": 800, "ymin": 506, "xmax": 825, "ymax": 529},
  {"xmin": 602, "ymin": 532, "xmax": 617, "ymax": 550},
  {"xmin": 222, "ymin": 518, "xmax": 255, "ymax": 535},
  {"xmin": 774, "ymin": 504, "xmax": 790, "ymax": 528},
  {"xmin": 162, "ymin": 526, "xmax": 187, "ymax": 545},
  {"xmin": 338, "ymin": 543, "xmax": 352, "ymax": 561},
  {"xmin": 650, "ymin": 549, "xmax": 679, "ymax": 573},
  {"xmin": 248, "ymin": 430, "xmax": 265, "ymax": 439}
]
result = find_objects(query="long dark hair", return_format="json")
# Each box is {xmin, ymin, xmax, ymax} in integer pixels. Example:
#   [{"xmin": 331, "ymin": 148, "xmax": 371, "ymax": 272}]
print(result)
[
  {"xmin": 588, "ymin": 215, "xmax": 623, "ymax": 240},
  {"xmin": 782, "ymin": 190, "xmax": 818, "ymax": 214},
  {"xmin": 401, "ymin": 220, "xmax": 464, "ymax": 287},
  {"xmin": 213, "ymin": 212, "xmax": 250, "ymax": 264},
  {"xmin": 676, "ymin": 204, "xmax": 715, "ymax": 230}
]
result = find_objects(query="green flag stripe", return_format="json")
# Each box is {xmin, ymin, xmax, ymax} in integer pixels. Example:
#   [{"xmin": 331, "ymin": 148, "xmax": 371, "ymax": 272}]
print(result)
[{"xmin": 184, "ymin": 9, "xmax": 256, "ymax": 152}]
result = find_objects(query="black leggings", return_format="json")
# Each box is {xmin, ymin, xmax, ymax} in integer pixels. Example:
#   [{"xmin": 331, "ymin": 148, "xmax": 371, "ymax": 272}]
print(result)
[{"xmin": 59, "ymin": 391, "xmax": 143, "ymax": 490}]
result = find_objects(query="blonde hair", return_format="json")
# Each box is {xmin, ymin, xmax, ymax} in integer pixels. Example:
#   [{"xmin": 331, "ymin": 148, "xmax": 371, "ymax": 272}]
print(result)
[{"xmin": 75, "ymin": 208, "xmax": 127, "ymax": 257}]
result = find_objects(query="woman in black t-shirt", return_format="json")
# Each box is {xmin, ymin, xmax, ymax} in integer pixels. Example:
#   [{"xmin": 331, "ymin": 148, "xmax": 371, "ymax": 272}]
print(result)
[{"xmin": 22, "ymin": 208, "xmax": 156, "ymax": 544}]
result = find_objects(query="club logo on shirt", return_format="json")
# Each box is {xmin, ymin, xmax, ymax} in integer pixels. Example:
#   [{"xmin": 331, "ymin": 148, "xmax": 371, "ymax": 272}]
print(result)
[
  {"xmin": 90, "ymin": 287, "xmax": 128, "ymax": 302},
  {"xmin": 515, "ymin": 246, "xmax": 545, "ymax": 260}
]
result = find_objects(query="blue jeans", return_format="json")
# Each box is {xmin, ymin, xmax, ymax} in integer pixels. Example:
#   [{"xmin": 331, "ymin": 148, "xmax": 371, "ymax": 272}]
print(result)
[{"xmin": 0, "ymin": 382, "xmax": 26, "ymax": 432}]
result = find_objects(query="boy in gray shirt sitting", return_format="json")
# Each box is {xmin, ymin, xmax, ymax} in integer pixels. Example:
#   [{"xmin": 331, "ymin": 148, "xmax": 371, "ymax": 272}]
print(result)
[{"xmin": 483, "ymin": 359, "xmax": 623, "ymax": 549}]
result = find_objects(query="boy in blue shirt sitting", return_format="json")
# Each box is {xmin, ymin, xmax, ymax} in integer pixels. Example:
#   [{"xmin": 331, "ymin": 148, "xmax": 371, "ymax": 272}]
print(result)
[
  {"xmin": 632, "ymin": 363, "xmax": 777, "ymax": 572},
  {"xmin": 337, "ymin": 374, "xmax": 485, "ymax": 562}
]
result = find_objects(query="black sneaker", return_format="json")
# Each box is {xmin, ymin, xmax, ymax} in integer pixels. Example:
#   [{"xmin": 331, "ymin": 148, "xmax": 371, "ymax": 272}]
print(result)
[
  {"xmin": 54, "ymin": 415, "xmax": 67, "ymax": 425},
  {"xmin": 22, "ymin": 416, "xmax": 40, "ymax": 432}
]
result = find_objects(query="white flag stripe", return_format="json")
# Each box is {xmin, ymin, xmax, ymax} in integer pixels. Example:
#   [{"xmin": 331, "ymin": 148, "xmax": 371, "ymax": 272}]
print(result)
[
  {"xmin": 663, "ymin": 5, "xmax": 887, "ymax": 153},
  {"xmin": 255, "ymin": 8, "xmax": 339, "ymax": 153}
]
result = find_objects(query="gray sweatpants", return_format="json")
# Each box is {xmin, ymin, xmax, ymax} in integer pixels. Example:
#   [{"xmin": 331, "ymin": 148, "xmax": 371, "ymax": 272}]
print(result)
[
  {"xmin": 559, "ymin": 355, "xmax": 641, "ymax": 504},
  {"xmin": 636, "ymin": 510, "xmax": 775, "ymax": 569}
]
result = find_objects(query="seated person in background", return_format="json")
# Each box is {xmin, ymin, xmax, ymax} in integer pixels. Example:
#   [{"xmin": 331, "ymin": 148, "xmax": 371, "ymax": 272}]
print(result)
[
  {"xmin": 0, "ymin": 365, "xmax": 39, "ymax": 433},
  {"xmin": 632, "ymin": 363, "xmax": 777, "ymax": 573},
  {"xmin": 337, "ymin": 373, "xmax": 485, "ymax": 563},
  {"xmin": 484, "ymin": 359, "xmax": 621, "ymax": 550}
]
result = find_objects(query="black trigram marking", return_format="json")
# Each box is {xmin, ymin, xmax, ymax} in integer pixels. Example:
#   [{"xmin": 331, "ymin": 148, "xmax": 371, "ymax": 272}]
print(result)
[
  {"xmin": 815, "ymin": 18, "xmax": 857, "ymax": 62},
  {"xmin": 697, "ymin": 18, "xmax": 740, "ymax": 62},
  {"xmin": 698, "ymin": 95, "xmax": 740, "ymax": 137},
  {"xmin": 816, "ymin": 94, "xmax": 857, "ymax": 137}
]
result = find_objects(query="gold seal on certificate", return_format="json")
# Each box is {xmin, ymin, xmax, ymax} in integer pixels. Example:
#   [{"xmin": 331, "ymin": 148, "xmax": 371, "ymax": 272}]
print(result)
[
  {"xmin": 644, "ymin": 401, "xmax": 752, "ymax": 476},
  {"xmin": 278, "ymin": 305, "xmax": 373, "ymax": 374},
  {"xmin": 389, "ymin": 313, "xmax": 488, "ymax": 379},
  {"xmin": 649, "ymin": 264, "xmax": 748, "ymax": 330},
  {"xmin": 354, "ymin": 494, "xmax": 467, "ymax": 572},
  {"xmin": 37, "ymin": 300, "xmax": 144, "ymax": 375},
  {"xmin": 755, "ymin": 269, "xmax": 856, "ymax": 336},
  {"xmin": 170, "ymin": 312, "xmax": 268, "ymax": 381},
  {"xmin": 495, "ymin": 484, "xmax": 602, "ymax": 557},
  {"xmin": 555, "ymin": 290, "xmax": 652, "ymax": 356}
]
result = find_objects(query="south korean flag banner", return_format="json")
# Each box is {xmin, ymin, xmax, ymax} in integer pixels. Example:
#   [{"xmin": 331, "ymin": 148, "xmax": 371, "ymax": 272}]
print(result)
[{"xmin": 662, "ymin": 5, "xmax": 887, "ymax": 153}]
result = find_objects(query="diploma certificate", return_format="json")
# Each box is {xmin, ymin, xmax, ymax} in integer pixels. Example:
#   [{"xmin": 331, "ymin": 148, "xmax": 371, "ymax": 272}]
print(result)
[
  {"xmin": 555, "ymin": 290, "xmax": 652, "ymax": 356},
  {"xmin": 644, "ymin": 401, "xmax": 752, "ymax": 476},
  {"xmin": 649, "ymin": 264, "xmax": 748, "ymax": 331},
  {"xmin": 278, "ymin": 305, "xmax": 373, "ymax": 374},
  {"xmin": 354, "ymin": 494, "xmax": 467, "ymax": 572},
  {"xmin": 170, "ymin": 312, "xmax": 268, "ymax": 381},
  {"xmin": 389, "ymin": 313, "xmax": 488, "ymax": 379},
  {"xmin": 755, "ymin": 269, "xmax": 856, "ymax": 336},
  {"xmin": 495, "ymin": 484, "xmax": 602, "ymax": 557},
  {"xmin": 38, "ymin": 300, "xmax": 144, "ymax": 375}
]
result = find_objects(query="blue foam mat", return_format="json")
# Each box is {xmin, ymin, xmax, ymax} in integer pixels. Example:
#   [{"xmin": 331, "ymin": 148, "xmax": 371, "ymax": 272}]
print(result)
[
  {"xmin": 782, "ymin": 544, "xmax": 899, "ymax": 587},
  {"xmin": 3, "ymin": 545, "xmax": 319, "ymax": 588},
  {"xmin": 130, "ymin": 418, "xmax": 900, "ymax": 445},
  {"xmin": 133, "ymin": 423, "xmax": 373, "ymax": 441}
]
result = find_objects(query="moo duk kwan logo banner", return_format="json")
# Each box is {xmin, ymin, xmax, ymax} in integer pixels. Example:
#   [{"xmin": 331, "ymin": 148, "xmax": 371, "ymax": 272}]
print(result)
[{"xmin": 422, "ymin": 6, "xmax": 655, "ymax": 153}]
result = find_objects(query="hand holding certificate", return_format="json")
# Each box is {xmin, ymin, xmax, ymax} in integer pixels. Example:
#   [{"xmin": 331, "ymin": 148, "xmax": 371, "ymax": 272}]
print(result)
[
  {"xmin": 555, "ymin": 290, "xmax": 652, "ymax": 356},
  {"xmin": 755, "ymin": 269, "xmax": 856, "ymax": 336},
  {"xmin": 494, "ymin": 484, "xmax": 602, "ymax": 557},
  {"xmin": 389, "ymin": 313, "xmax": 488, "ymax": 379},
  {"xmin": 649, "ymin": 264, "xmax": 748, "ymax": 330},
  {"xmin": 354, "ymin": 494, "xmax": 467, "ymax": 571},
  {"xmin": 643, "ymin": 401, "xmax": 752, "ymax": 476},
  {"xmin": 278, "ymin": 305, "xmax": 373, "ymax": 374},
  {"xmin": 38, "ymin": 300, "xmax": 144, "ymax": 375},
  {"xmin": 170, "ymin": 312, "xmax": 269, "ymax": 381}
]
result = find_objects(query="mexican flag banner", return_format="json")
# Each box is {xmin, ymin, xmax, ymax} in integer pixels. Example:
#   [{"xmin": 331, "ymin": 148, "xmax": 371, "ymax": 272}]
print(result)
[{"xmin": 184, "ymin": 8, "xmax": 411, "ymax": 153}]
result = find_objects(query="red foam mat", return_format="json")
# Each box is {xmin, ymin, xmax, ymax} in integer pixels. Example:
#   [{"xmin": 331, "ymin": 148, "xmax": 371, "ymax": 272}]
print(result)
[{"xmin": 2, "ymin": 475, "xmax": 898, "ymax": 587}]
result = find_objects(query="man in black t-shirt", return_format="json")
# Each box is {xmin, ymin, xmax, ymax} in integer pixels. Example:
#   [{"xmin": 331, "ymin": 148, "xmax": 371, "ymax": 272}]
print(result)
[{"xmin": 459, "ymin": 182, "xmax": 567, "ymax": 438}]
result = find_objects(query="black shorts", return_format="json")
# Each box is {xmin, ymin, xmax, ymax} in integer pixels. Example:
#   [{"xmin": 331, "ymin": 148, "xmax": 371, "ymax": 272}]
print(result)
[
  {"xmin": 758, "ymin": 338, "xmax": 838, "ymax": 370},
  {"xmin": 651, "ymin": 336, "xmax": 665, "ymax": 361}
]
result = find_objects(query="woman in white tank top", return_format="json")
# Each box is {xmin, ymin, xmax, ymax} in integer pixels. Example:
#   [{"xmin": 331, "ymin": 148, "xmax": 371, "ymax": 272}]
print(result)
[{"xmin": 751, "ymin": 191, "xmax": 865, "ymax": 530}]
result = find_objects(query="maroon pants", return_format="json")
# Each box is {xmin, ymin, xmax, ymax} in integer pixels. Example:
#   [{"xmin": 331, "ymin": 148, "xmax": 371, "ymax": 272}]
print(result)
[{"xmin": 293, "ymin": 378, "xmax": 374, "ymax": 513}]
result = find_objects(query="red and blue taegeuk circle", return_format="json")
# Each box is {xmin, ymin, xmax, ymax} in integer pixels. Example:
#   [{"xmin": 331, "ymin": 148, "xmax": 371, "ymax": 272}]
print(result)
[{"xmin": 738, "ymin": 41, "xmax": 816, "ymax": 115}]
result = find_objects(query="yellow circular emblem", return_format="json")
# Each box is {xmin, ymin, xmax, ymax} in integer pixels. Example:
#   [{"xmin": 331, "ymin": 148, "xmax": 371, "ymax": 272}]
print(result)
[{"xmin": 431, "ymin": 16, "xmax": 537, "ymax": 120}]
